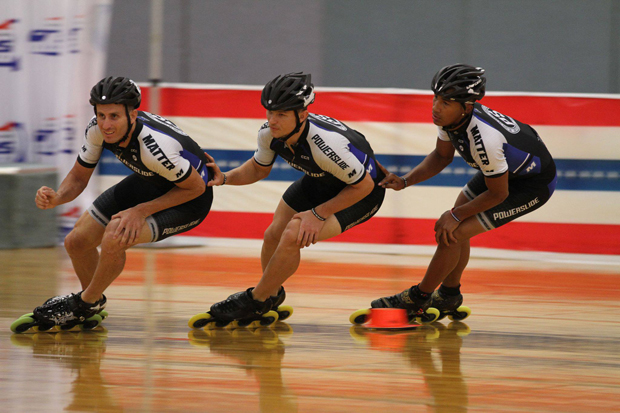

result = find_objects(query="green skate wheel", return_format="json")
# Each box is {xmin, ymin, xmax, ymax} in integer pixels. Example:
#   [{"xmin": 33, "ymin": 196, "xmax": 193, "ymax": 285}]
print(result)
[
  {"xmin": 19, "ymin": 312, "xmax": 34, "ymax": 319},
  {"xmin": 276, "ymin": 305, "xmax": 294, "ymax": 321},
  {"xmin": 349, "ymin": 308, "xmax": 370, "ymax": 325},
  {"xmin": 79, "ymin": 314, "xmax": 103, "ymax": 331},
  {"xmin": 448, "ymin": 306, "xmax": 471, "ymax": 321},
  {"xmin": 415, "ymin": 307, "xmax": 440, "ymax": 324},
  {"xmin": 188, "ymin": 312, "xmax": 213, "ymax": 329},
  {"xmin": 10, "ymin": 316, "xmax": 38, "ymax": 334},
  {"xmin": 99, "ymin": 310, "xmax": 109, "ymax": 321}
]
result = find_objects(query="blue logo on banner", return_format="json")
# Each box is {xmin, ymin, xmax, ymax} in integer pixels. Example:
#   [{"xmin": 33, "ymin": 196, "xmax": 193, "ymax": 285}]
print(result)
[
  {"xmin": 0, "ymin": 19, "xmax": 20, "ymax": 71},
  {"xmin": 34, "ymin": 119, "xmax": 58, "ymax": 157},
  {"xmin": 29, "ymin": 17, "xmax": 64, "ymax": 56},
  {"xmin": 0, "ymin": 122, "xmax": 27, "ymax": 162}
]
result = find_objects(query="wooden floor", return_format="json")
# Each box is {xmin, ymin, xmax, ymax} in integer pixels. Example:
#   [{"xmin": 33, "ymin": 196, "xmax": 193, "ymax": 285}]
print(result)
[{"xmin": 1, "ymin": 244, "xmax": 619, "ymax": 413}]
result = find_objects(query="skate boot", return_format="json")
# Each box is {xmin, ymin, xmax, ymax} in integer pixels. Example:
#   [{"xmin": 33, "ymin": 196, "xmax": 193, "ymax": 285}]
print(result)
[
  {"xmin": 10, "ymin": 292, "xmax": 104, "ymax": 334},
  {"xmin": 43, "ymin": 294, "xmax": 109, "ymax": 320},
  {"xmin": 188, "ymin": 288, "xmax": 280, "ymax": 330},
  {"xmin": 271, "ymin": 287, "xmax": 294, "ymax": 322},
  {"xmin": 429, "ymin": 286, "xmax": 471, "ymax": 321}
]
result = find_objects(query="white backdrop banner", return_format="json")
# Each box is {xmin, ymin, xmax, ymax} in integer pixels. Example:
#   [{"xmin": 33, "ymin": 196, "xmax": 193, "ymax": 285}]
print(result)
[{"xmin": 0, "ymin": 0, "xmax": 113, "ymax": 234}]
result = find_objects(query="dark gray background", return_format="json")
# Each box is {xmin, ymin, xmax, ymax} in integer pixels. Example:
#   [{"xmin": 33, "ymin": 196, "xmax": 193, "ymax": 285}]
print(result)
[{"xmin": 106, "ymin": 0, "xmax": 620, "ymax": 93}]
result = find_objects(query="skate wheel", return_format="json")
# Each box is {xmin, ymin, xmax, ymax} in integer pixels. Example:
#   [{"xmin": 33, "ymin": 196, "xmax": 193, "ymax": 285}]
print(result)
[
  {"xmin": 99, "ymin": 310, "xmax": 109, "ymax": 321},
  {"xmin": 19, "ymin": 313, "xmax": 34, "ymax": 319},
  {"xmin": 79, "ymin": 314, "xmax": 103, "ymax": 331},
  {"xmin": 35, "ymin": 322, "xmax": 55, "ymax": 332},
  {"xmin": 276, "ymin": 305, "xmax": 294, "ymax": 321},
  {"xmin": 415, "ymin": 307, "xmax": 440, "ymax": 324},
  {"xmin": 188, "ymin": 312, "xmax": 213, "ymax": 329},
  {"xmin": 55, "ymin": 324, "xmax": 79, "ymax": 332},
  {"xmin": 448, "ymin": 306, "xmax": 471, "ymax": 321},
  {"xmin": 10, "ymin": 316, "xmax": 37, "ymax": 334},
  {"xmin": 349, "ymin": 308, "xmax": 371, "ymax": 325},
  {"xmin": 258, "ymin": 310, "xmax": 279, "ymax": 327},
  {"xmin": 232, "ymin": 318, "xmax": 254, "ymax": 328},
  {"xmin": 435, "ymin": 312, "xmax": 448, "ymax": 321},
  {"xmin": 205, "ymin": 318, "xmax": 231, "ymax": 329}
]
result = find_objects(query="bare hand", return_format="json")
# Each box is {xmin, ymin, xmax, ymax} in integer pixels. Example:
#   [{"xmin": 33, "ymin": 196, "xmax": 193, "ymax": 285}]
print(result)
[
  {"xmin": 292, "ymin": 210, "xmax": 326, "ymax": 248},
  {"xmin": 111, "ymin": 208, "xmax": 146, "ymax": 246},
  {"xmin": 377, "ymin": 161, "xmax": 407, "ymax": 191},
  {"xmin": 434, "ymin": 210, "xmax": 460, "ymax": 246},
  {"xmin": 204, "ymin": 152, "xmax": 225, "ymax": 187},
  {"xmin": 35, "ymin": 186, "xmax": 59, "ymax": 209}
]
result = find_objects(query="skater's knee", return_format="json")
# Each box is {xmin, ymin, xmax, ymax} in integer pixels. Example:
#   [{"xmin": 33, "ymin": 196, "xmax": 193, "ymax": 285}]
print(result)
[
  {"xmin": 65, "ymin": 227, "xmax": 96, "ymax": 255},
  {"xmin": 263, "ymin": 223, "xmax": 283, "ymax": 248},
  {"xmin": 279, "ymin": 220, "xmax": 301, "ymax": 248}
]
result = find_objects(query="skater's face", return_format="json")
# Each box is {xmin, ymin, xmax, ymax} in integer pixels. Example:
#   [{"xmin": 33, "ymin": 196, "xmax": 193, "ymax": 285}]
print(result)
[
  {"xmin": 96, "ymin": 104, "xmax": 137, "ymax": 144},
  {"xmin": 432, "ymin": 95, "xmax": 472, "ymax": 128},
  {"xmin": 266, "ymin": 109, "xmax": 307, "ymax": 139}
]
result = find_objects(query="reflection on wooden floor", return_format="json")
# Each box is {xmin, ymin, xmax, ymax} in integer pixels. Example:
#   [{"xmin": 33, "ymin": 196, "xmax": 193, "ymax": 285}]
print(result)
[{"xmin": 1, "ymin": 246, "xmax": 619, "ymax": 412}]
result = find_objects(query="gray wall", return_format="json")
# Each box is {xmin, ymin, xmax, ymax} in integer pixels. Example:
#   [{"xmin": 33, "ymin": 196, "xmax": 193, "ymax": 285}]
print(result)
[{"xmin": 107, "ymin": 0, "xmax": 620, "ymax": 93}]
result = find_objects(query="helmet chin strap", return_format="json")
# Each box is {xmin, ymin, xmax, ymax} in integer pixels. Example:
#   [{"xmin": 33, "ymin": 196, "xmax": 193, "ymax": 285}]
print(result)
[
  {"xmin": 444, "ymin": 103, "xmax": 472, "ymax": 131},
  {"xmin": 277, "ymin": 110, "xmax": 304, "ymax": 143},
  {"xmin": 111, "ymin": 105, "xmax": 133, "ymax": 153}
]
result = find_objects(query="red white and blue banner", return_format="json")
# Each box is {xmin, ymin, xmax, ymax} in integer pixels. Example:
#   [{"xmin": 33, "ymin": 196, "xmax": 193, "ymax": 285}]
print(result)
[
  {"xmin": 0, "ymin": 0, "xmax": 113, "ymax": 231},
  {"xmin": 97, "ymin": 85, "xmax": 620, "ymax": 255}
]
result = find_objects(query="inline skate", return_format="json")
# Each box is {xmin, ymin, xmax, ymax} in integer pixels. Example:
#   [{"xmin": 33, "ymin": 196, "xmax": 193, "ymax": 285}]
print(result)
[
  {"xmin": 10, "ymin": 292, "xmax": 106, "ymax": 334},
  {"xmin": 428, "ymin": 288, "xmax": 471, "ymax": 321},
  {"xmin": 188, "ymin": 288, "xmax": 280, "ymax": 329}
]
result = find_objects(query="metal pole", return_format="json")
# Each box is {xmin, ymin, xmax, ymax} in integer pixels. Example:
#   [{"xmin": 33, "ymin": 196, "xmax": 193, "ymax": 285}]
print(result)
[{"xmin": 149, "ymin": 0, "xmax": 164, "ymax": 113}]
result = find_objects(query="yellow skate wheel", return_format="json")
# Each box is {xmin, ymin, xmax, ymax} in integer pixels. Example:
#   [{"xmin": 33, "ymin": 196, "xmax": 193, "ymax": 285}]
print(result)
[
  {"xmin": 276, "ymin": 305, "xmax": 294, "ymax": 321},
  {"xmin": 98, "ymin": 310, "xmax": 109, "ymax": 320},
  {"xmin": 188, "ymin": 312, "xmax": 212, "ymax": 329},
  {"xmin": 257, "ymin": 310, "xmax": 279, "ymax": 327},
  {"xmin": 415, "ymin": 307, "xmax": 440, "ymax": 324},
  {"xmin": 448, "ymin": 306, "xmax": 471, "ymax": 321},
  {"xmin": 349, "ymin": 308, "xmax": 371, "ymax": 325}
]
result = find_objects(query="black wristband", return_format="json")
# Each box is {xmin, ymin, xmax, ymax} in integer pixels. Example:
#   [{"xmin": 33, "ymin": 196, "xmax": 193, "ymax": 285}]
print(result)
[
  {"xmin": 221, "ymin": 173, "xmax": 227, "ymax": 185},
  {"xmin": 401, "ymin": 176, "xmax": 408, "ymax": 188},
  {"xmin": 311, "ymin": 207, "xmax": 326, "ymax": 221}
]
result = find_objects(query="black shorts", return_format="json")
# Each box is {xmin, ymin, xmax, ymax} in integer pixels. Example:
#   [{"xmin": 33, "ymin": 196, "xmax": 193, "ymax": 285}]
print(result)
[
  {"xmin": 463, "ymin": 168, "xmax": 557, "ymax": 231},
  {"xmin": 282, "ymin": 174, "xmax": 385, "ymax": 232},
  {"xmin": 89, "ymin": 173, "xmax": 213, "ymax": 242}
]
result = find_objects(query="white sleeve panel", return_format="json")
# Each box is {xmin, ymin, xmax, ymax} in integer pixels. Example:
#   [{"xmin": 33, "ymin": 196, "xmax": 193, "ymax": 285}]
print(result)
[
  {"xmin": 253, "ymin": 125, "xmax": 277, "ymax": 166},
  {"xmin": 437, "ymin": 127, "xmax": 450, "ymax": 142},
  {"xmin": 474, "ymin": 122, "xmax": 508, "ymax": 176},
  {"xmin": 308, "ymin": 129, "xmax": 366, "ymax": 184},
  {"xmin": 140, "ymin": 128, "xmax": 191, "ymax": 182},
  {"xmin": 78, "ymin": 117, "xmax": 104, "ymax": 166}
]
